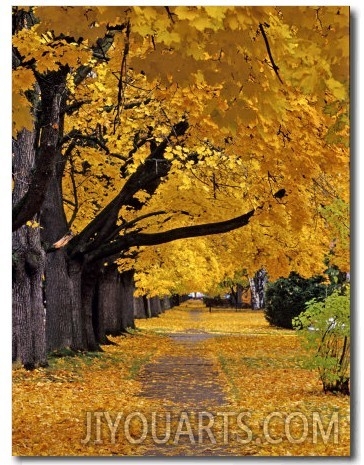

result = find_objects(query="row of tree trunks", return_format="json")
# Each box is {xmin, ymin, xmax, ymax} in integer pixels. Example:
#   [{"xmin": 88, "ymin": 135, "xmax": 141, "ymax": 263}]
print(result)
[
  {"xmin": 12, "ymin": 57, "xmax": 251, "ymax": 368},
  {"xmin": 19, "ymin": 124, "xmax": 181, "ymax": 357}
]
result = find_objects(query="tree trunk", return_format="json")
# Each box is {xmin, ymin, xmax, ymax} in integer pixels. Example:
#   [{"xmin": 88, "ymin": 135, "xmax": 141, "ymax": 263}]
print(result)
[
  {"xmin": 98, "ymin": 267, "xmax": 136, "ymax": 336},
  {"xmin": 99, "ymin": 264, "xmax": 124, "ymax": 337},
  {"xmin": 40, "ymin": 143, "xmax": 87, "ymax": 352},
  {"xmin": 119, "ymin": 270, "xmax": 136, "ymax": 330},
  {"xmin": 170, "ymin": 294, "xmax": 181, "ymax": 308},
  {"xmin": 41, "ymin": 181, "xmax": 86, "ymax": 351},
  {"xmin": 160, "ymin": 296, "xmax": 170, "ymax": 312},
  {"xmin": 43, "ymin": 250, "xmax": 86, "ymax": 352},
  {"xmin": 250, "ymin": 268, "xmax": 268, "ymax": 310},
  {"xmin": 230, "ymin": 284, "xmax": 243, "ymax": 309},
  {"xmin": 143, "ymin": 296, "xmax": 151, "ymax": 318},
  {"xmin": 149, "ymin": 297, "xmax": 162, "ymax": 317},
  {"xmin": 236, "ymin": 284, "xmax": 243, "ymax": 309},
  {"xmin": 12, "ymin": 130, "xmax": 47, "ymax": 368},
  {"xmin": 12, "ymin": 226, "xmax": 47, "ymax": 369},
  {"xmin": 81, "ymin": 264, "xmax": 101, "ymax": 351},
  {"xmin": 134, "ymin": 296, "xmax": 147, "ymax": 319}
]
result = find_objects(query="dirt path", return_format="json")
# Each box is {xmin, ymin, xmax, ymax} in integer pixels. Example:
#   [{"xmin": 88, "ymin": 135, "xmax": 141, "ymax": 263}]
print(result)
[{"xmin": 137, "ymin": 311, "xmax": 248, "ymax": 456}]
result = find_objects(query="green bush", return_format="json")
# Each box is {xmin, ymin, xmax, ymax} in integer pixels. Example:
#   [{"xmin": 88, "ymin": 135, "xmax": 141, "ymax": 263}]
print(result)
[
  {"xmin": 292, "ymin": 288, "xmax": 350, "ymax": 395},
  {"xmin": 264, "ymin": 272, "xmax": 327, "ymax": 329}
]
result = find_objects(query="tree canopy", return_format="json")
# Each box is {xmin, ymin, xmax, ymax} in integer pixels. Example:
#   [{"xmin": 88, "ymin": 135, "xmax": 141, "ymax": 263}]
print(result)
[{"xmin": 12, "ymin": 6, "xmax": 350, "ymax": 294}]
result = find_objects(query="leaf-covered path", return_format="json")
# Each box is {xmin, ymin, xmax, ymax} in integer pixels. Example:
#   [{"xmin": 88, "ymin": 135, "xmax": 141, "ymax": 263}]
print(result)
[
  {"xmin": 137, "ymin": 307, "xmax": 242, "ymax": 456},
  {"xmin": 139, "ymin": 332, "xmax": 226, "ymax": 407},
  {"xmin": 138, "ymin": 329, "xmax": 238, "ymax": 456},
  {"xmin": 12, "ymin": 303, "xmax": 350, "ymax": 457},
  {"xmin": 136, "ymin": 304, "xmax": 350, "ymax": 457},
  {"xmin": 140, "ymin": 330, "xmax": 242, "ymax": 456},
  {"xmin": 139, "ymin": 309, "xmax": 224, "ymax": 405}
]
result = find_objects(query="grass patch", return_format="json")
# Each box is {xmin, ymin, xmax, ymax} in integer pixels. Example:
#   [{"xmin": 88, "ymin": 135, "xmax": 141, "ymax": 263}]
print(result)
[
  {"xmin": 238, "ymin": 355, "xmax": 306, "ymax": 369},
  {"xmin": 217, "ymin": 354, "xmax": 240, "ymax": 400},
  {"xmin": 127, "ymin": 354, "xmax": 152, "ymax": 379}
]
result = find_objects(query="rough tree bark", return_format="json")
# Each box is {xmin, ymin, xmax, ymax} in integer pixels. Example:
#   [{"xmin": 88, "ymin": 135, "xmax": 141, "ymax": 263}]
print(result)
[
  {"xmin": 12, "ymin": 130, "xmax": 47, "ymax": 368},
  {"xmin": 250, "ymin": 268, "xmax": 268, "ymax": 310},
  {"xmin": 98, "ymin": 264, "xmax": 124, "ymax": 337},
  {"xmin": 40, "ymin": 156, "xmax": 86, "ymax": 351},
  {"xmin": 160, "ymin": 296, "xmax": 171, "ymax": 312},
  {"xmin": 80, "ymin": 264, "xmax": 101, "ymax": 351},
  {"xmin": 38, "ymin": 68, "xmax": 89, "ymax": 352},
  {"xmin": 99, "ymin": 267, "xmax": 137, "ymax": 336},
  {"xmin": 149, "ymin": 297, "xmax": 162, "ymax": 317},
  {"xmin": 134, "ymin": 296, "xmax": 147, "ymax": 319},
  {"xmin": 119, "ymin": 270, "xmax": 136, "ymax": 331}
]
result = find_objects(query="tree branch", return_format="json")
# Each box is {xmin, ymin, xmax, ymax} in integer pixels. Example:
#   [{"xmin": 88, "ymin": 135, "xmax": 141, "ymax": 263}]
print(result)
[
  {"xmin": 100, "ymin": 210, "xmax": 168, "ymax": 246},
  {"xmin": 165, "ymin": 7, "xmax": 176, "ymax": 23},
  {"xmin": 67, "ymin": 119, "xmax": 189, "ymax": 257},
  {"xmin": 259, "ymin": 23, "xmax": 283, "ymax": 85},
  {"xmin": 66, "ymin": 151, "xmax": 80, "ymax": 229},
  {"xmin": 113, "ymin": 20, "xmax": 131, "ymax": 133},
  {"xmin": 84, "ymin": 207, "xmax": 258, "ymax": 263},
  {"xmin": 61, "ymin": 130, "xmax": 110, "ymax": 153}
]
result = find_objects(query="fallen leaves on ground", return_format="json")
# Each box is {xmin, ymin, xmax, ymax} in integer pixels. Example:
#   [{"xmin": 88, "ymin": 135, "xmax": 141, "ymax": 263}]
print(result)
[{"xmin": 13, "ymin": 303, "xmax": 350, "ymax": 456}]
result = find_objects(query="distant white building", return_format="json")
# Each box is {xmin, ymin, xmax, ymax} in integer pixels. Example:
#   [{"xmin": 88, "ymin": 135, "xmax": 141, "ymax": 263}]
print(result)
[{"xmin": 188, "ymin": 292, "xmax": 205, "ymax": 299}]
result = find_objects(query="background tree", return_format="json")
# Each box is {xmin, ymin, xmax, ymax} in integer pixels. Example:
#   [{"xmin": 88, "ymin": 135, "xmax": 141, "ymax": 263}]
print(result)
[
  {"xmin": 264, "ymin": 272, "xmax": 328, "ymax": 329},
  {"xmin": 249, "ymin": 269, "xmax": 268, "ymax": 310},
  {"xmin": 12, "ymin": 6, "xmax": 349, "ymax": 367}
]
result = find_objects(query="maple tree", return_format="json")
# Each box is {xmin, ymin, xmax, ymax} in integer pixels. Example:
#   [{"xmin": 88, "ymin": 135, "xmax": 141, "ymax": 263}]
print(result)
[{"xmin": 12, "ymin": 6, "xmax": 349, "ymax": 367}]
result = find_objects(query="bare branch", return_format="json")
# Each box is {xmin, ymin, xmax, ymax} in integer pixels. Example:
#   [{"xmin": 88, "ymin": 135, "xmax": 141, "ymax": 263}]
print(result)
[
  {"xmin": 259, "ymin": 23, "xmax": 284, "ymax": 84},
  {"xmin": 165, "ymin": 7, "xmax": 176, "ymax": 23},
  {"xmin": 66, "ymin": 153, "xmax": 80, "ymax": 229},
  {"xmin": 113, "ymin": 20, "xmax": 131, "ymax": 133}
]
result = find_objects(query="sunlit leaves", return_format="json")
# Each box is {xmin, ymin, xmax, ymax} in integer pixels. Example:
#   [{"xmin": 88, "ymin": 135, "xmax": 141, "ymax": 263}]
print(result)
[
  {"xmin": 35, "ymin": 6, "xmax": 105, "ymax": 42},
  {"xmin": 13, "ymin": 26, "xmax": 91, "ymax": 75},
  {"xmin": 325, "ymin": 77, "xmax": 347, "ymax": 101},
  {"xmin": 12, "ymin": 5, "xmax": 349, "ymax": 291},
  {"xmin": 12, "ymin": 87, "xmax": 34, "ymax": 135},
  {"xmin": 134, "ymin": 238, "xmax": 228, "ymax": 297}
]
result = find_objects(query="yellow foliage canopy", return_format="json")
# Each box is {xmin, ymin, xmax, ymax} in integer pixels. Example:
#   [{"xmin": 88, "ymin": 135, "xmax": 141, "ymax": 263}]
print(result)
[{"xmin": 12, "ymin": 6, "xmax": 350, "ymax": 292}]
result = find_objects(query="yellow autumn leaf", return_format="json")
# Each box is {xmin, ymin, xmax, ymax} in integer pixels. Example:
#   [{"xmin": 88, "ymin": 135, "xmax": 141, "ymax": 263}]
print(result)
[{"xmin": 326, "ymin": 77, "xmax": 347, "ymax": 101}]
